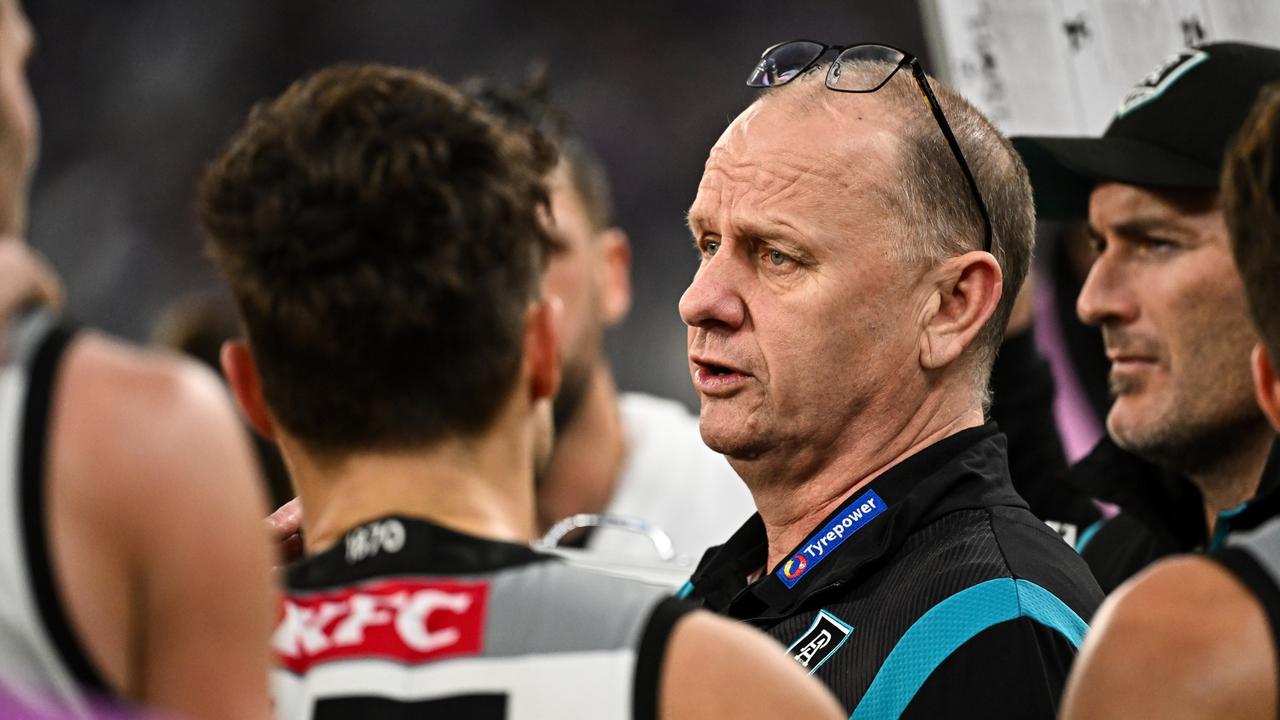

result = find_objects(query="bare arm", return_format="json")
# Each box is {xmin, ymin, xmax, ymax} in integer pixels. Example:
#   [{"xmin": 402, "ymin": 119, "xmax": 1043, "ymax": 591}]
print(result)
[
  {"xmin": 51, "ymin": 336, "xmax": 274, "ymax": 719},
  {"xmin": 1061, "ymin": 555, "xmax": 1276, "ymax": 720},
  {"xmin": 661, "ymin": 610, "xmax": 843, "ymax": 720}
]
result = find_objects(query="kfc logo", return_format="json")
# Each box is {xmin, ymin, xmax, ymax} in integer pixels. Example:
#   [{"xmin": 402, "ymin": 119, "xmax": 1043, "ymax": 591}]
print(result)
[{"xmin": 274, "ymin": 579, "xmax": 488, "ymax": 673}]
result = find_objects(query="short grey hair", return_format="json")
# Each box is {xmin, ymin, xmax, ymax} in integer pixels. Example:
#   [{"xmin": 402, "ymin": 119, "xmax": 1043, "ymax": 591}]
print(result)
[{"xmin": 763, "ymin": 61, "xmax": 1035, "ymax": 403}]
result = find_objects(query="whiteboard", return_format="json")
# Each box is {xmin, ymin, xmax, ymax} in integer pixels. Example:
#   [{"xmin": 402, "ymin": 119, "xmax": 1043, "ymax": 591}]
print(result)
[{"xmin": 920, "ymin": 0, "xmax": 1280, "ymax": 136}]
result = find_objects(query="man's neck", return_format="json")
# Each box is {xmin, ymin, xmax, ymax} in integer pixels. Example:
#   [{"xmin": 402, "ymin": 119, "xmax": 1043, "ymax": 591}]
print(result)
[
  {"xmin": 741, "ymin": 396, "xmax": 985, "ymax": 572},
  {"xmin": 283, "ymin": 414, "xmax": 539, "ymax": 556},
  {"xmin": 535, "ymin": 364, "xmax": 627, "ymax": 533},
  {"xmin": 1189, "ymin": 425, "xmax": 1276, "ymax": 535}
]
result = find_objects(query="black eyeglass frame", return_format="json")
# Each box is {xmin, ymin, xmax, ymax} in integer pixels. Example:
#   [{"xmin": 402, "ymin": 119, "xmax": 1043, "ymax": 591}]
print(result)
[{"xmin": 747, "ymin": 40, "xmax": 993, "ymax": 254}]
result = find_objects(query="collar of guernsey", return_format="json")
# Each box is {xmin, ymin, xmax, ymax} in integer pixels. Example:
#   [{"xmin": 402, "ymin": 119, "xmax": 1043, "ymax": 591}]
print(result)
[
  {"xmin": 685, "ymin": 423, "xmax": 1026, "ymax": 621},
  {"xmin": 1065, "ymin": 436, "xmax": 1280, "ymax": 551}
]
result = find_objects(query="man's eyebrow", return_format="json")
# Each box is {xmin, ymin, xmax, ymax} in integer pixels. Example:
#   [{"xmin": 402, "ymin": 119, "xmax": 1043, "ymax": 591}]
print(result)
[
  {"xmin": 685, "ymin": 209, "xmax": 704, "ymax": 235},
  {"xmin": 1096, "ymin": 216, "xmax": 1191, "ymax": 238}
]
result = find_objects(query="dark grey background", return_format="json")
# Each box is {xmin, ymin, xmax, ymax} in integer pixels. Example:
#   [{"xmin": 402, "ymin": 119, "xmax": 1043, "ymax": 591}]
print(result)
[{"xmin": 25, "ymin": 1, "xmax": 925, "ymax": 407}]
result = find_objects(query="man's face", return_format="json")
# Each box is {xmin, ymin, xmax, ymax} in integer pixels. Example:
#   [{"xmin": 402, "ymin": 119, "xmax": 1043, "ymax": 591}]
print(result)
[
  {"xmin": 1079, "ymin": 182, "xmax": 1263, "ymax": 469},
  {"xmin": 679, "ymin": 95, "xmax": 926, "ymax": 466},
  {"xmin": 542, "ymin": 162, "xmax": 607, "ymax": 428},
  {"xmin": 0, "ymin": 0, "xmax": 35, "ymax": 237}
]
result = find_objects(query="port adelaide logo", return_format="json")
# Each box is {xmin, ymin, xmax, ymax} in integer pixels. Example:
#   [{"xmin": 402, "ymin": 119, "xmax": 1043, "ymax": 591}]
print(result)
[
  {"xmin": 787, "ymin": 610, "xmax": 854, "ymax": 673},
  {"xmin": 775, "ymin": 489, "xmax": 886, "ymax": 589}
]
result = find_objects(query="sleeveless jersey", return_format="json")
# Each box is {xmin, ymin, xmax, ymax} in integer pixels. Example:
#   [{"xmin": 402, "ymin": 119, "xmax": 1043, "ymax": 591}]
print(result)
[
  {"xmin": 0, "ymin": 310, "xmax": 110, "ymax": 715},
  {"xmin": 273, "ymin": 515, "xmax": 691, "ymax": 719},
  {"xmin": 1214, "ymin": 515, "xmax": 1280, "ymax": 692}
]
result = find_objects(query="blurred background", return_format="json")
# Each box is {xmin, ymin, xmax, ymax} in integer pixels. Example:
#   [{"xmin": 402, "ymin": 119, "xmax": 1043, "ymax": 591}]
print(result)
[{"xmin": 24, "ymin": 1, "xmax": 926, "ymax": 408}]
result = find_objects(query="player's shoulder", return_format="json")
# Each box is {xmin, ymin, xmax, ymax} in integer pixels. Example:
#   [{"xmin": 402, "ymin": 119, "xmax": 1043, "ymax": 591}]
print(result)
[
  {"xmin": 1099, "ymin": 554, "xmax": 1260, "ymax": 656},
  {"xmin": 1064, "ymin": 554, "xmax": 1274, "ymax": 719},
  {"xmin": 53, "ymin": 330, "xmax": 259, "ymax": 506},
  {"xmin": 61, "ymin": 331, "xmax": 228, "ymax": 416}
]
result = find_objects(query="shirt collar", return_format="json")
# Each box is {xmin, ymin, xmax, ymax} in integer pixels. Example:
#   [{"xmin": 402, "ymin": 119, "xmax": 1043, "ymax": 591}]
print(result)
[
  {"xmin": 286, "ymin": 515, "xmax": 548, "ymax": 591},
  {"xmin": 1068, "ymin": 436, "xmax": 1280, "ymax": 549},
  {"xmin": 687, "ymin": 423, "xmax": 1024, "ymax": 621}
]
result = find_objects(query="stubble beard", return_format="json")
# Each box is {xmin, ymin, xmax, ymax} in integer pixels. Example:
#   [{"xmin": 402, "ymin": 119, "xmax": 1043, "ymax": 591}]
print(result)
[{"xmin": 1109, "ymin": 366, "xmax": 1267, "ymax": 478}]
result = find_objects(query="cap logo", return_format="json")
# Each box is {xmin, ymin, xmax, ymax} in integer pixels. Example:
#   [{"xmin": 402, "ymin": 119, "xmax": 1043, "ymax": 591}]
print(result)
[{"xmin": 1115, "ymin": 47, "xmax": 1208, "ymax": 119}]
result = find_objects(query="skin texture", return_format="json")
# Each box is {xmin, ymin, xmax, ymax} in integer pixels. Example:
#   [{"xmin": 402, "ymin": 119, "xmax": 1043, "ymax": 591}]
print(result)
[
  {"xmin": 1078, "ymin": 183, "xmax": 1274, "ymax": 522},
  {"xmin": 1061, "ymin": 555, "xmax": 1277, "ymax": 720},
  {"xmin": 541, "ymin": 162, "xmax": 630, "ymax": 429},
  {"xmin": 0, "ymin": 2, "xmax": 275, "ymax": 715},
  {"xmin": 534, "ymin": 161, "xmax": 636, "ymax": 533},
  {"xmin": 47, "ymin": 336, "xmax": 274, "ymax": 718},
  {"xmin": 679, "ymin": 88, "xmax": 1001, "ymax": 570}
]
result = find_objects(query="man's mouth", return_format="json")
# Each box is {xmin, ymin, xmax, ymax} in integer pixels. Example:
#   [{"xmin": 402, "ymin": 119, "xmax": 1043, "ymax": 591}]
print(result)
[{"xmin": 690, "ymin": 356, "xmax": 751, "ymax": 396}]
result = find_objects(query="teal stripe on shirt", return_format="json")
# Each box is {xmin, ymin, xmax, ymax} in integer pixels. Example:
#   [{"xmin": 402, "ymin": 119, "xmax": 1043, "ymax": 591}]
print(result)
[{"xmin": 849, "ymin": 578, "xmax": 1088, "ymax": 720}]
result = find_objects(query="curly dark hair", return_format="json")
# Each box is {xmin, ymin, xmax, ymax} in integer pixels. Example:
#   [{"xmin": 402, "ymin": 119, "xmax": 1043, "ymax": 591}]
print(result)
[{"xmin": 198, "ymin": 63, "xmax": 557, "ymax": 455}]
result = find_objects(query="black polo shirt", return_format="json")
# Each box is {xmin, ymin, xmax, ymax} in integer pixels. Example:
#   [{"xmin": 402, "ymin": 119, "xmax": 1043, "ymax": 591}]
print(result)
[
  {"xmin": 681, "ymin": 424, "xmax": 1103, "ymax": 719},
  {"xmin": 1069, "ymin": 437, "xmax": 1280, "ymax": 593}
]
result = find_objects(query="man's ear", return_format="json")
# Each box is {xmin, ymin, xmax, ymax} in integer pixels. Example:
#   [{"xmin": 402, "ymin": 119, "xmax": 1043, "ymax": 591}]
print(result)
[
  {"xmin": 919, "ymin": 251, "xmax": 1003, "ymax": 370},
  {"xmin": 525, "ymin": 296, "xmax": 562, "ymax": 402},
  {"xmin": 598, "ymin": 227, "xmax": 632, "ymax": 327},
  {"xmin": 220, "ymin": 339, "xmax": 277, "ymax": 440},
  {"xmin": 1252, "ymin": 344, "xmax": 1280, "ymax": 432}
]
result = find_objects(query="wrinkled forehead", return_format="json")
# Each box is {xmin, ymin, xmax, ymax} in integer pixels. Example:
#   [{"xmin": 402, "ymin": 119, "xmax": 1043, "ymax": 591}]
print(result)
[{"xmin": 688, "ymin": 92, "xmax": 901, "ymax": 234}]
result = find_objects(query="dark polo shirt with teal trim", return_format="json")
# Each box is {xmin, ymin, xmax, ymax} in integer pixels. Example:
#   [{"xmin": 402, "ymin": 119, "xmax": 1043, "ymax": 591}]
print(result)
[{"xmin": 682, "ymin": 424, "xmax": 1104, "ymax": 718}]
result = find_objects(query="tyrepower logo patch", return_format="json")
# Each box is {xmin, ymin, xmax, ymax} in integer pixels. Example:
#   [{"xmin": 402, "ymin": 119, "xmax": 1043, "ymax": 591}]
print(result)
[
  {"xmin": 776, "ymin": 490, "xmax": 886, "ymax": 589},
  {"xmin": 781, "ymin": 554, "xmax": 808, "ymax": 580},
  {"xmin": 274, "ymin": 579, "xmax": 488, "ymax": 674}
]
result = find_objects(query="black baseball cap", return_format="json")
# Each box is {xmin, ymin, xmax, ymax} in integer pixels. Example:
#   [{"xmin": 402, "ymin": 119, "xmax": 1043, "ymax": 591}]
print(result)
[{"xmin": 1012, "ymin": 42, "xmax": 1280, "ymax": 219}]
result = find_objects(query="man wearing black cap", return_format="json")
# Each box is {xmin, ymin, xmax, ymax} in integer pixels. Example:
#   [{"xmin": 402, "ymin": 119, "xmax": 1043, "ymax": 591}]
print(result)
[
  {"xmin": 1013, "ymin": 42, "xmax": 1280, "ymax": 593},
  {"xmin": 1060, "ymin": 80, "xmax": 1280, "ymax": 720}
]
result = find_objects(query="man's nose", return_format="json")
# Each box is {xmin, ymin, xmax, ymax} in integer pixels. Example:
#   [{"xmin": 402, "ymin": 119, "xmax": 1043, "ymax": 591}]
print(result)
[
  {"xmin": 1077, "ymin": 250, "xmax": 1138, "ymax": 328},
  {"xmin": 679, "ymin": 251, "xmax": 747, "ymax": 331}
]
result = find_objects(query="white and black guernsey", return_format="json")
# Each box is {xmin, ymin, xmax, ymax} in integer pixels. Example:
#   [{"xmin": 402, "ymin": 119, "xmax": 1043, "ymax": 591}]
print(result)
[
  {"xmin": 274, "ymin": 515, "xmax": 692, "ymax": 719},
  {"xmin": 1213, "ymin": 515, "xmax": 1280, "ymax": 715},
  {"xmin": 0, "ymin": 309, "xmax": 110, "ymax": 715}
]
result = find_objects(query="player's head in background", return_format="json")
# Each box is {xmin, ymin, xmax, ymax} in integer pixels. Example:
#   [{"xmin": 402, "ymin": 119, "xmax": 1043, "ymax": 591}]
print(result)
[
  {"xmin": 1224, "ymin": 83, "xmax": 1280, "ymax": 432},
  {"xmin": 199, "ymin": 64, "xmax": 560, "ymax": 473},
  {"xmin": 462, "ymin": 69, "xmax": 632, "ymax": 432}
]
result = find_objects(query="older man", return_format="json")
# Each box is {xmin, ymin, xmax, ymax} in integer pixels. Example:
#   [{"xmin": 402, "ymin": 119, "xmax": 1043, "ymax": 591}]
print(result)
[
  {"xmin": 1014, "ymin": 43, "xmax": 1280, "ymax": 592},
  {"xmin": 1060, "ymin": 82, "xmax": 1280, "ymax": 720},
  {"xmin": 678, "ymin": 41, "xmax": 1102, "ymax": 718}
]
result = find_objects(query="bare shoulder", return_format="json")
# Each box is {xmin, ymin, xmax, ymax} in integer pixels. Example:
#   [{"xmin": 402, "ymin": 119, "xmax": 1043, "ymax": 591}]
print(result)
[
  {"xmin": 49, "ymin": 329, "xmax": 269, "ymax": 559},
  {"xmin": 49, "ymin": 331, "xmax": 274, "ymax": 717},
  {"xmin": 661, "ymin": 610, "xmax": 843, "ymax": 720},
  {"xmin": 59, "ymin": 331, "xmax": 233, "ymax": 428},
  {"xmin": 1061, "ymin": 555, "xmax": 1276, "ymax": 720}
]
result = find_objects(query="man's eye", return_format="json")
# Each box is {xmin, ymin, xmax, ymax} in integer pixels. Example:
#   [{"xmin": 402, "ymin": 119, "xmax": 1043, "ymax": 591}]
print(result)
[
  {"xmin": 704, "ymin": 240, "xmax": 720, "ymax": 257},
  {"xmin": 1140, "ymin": 238, "xmax": 1177, "ymax": 253},
  {"xmin": 768, "ymin": 249, "xmax": 790, "ymax": 266}
]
